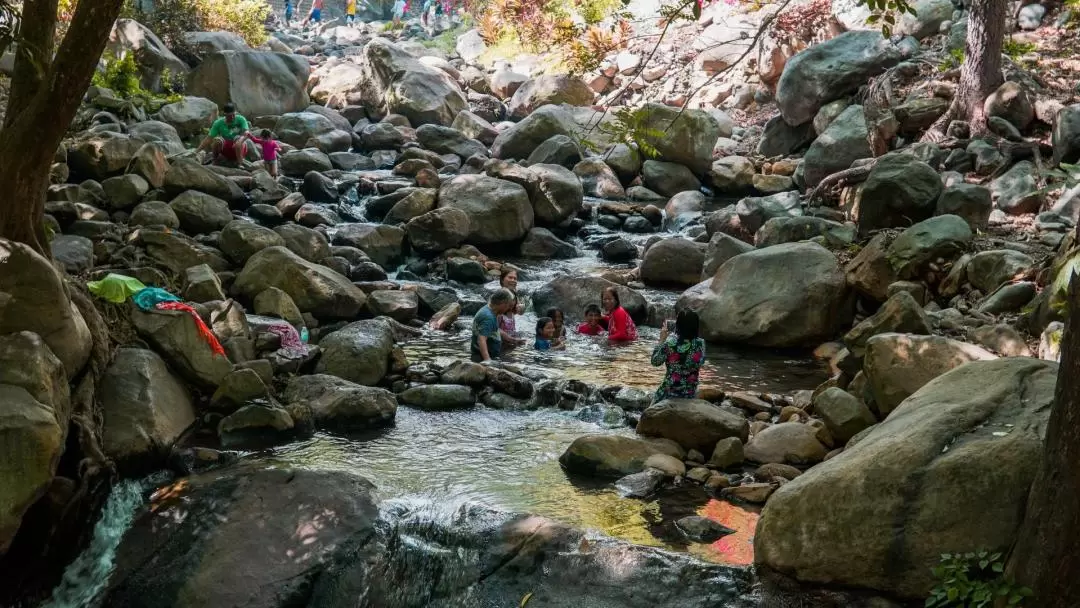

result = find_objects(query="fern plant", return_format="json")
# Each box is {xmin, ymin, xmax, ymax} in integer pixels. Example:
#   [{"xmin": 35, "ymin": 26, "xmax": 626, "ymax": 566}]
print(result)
[{"xmin": 597, "ymin": 107, "xmax": 666, "ymax": 159}]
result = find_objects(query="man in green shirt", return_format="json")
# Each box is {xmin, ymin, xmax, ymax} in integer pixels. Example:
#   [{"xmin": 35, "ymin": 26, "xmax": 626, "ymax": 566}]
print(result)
[{"xmin": 198, "ymin": 102, "xmax": 251, "ymax": 164}]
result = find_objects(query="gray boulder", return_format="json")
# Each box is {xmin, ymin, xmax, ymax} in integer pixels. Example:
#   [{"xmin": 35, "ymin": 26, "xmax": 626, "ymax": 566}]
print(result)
[
  {"xmin": 398, "ymin": 384, "xmax": 477, "ymax": 410},
  {"xmin": 520, "ymin": 228, "xmax": 579, "ymax": 259},
  {"xmin": 108, "ymin": 19, "xmax": 190, "ymax": 92},
  {"xmin": 437, "ymin": 175, "xmax": 533, "ymax": 245},
  {"xmin": 636, "ymin": 399, "xmax": 750, "ymax": 454},
  {"xmin": 803, "ymin": 105, "xmax": 873, "ymax": 187},
  {"xmin": 884, "ymin": 214, "xmax": 972, "ymax": 279},
  {"xmin": 169, "ymin": 190, "xmax": 234, "ymax": 235},
  {"xmin": 744, "ymin": 422, "xmax": 828, "ymax": 465},
  {"xmin": 491, "ymin": 105, "xmax": 578, "ymax": 160},
  {"xmin": 559, "ymin": 434, "xmax": 684, "ymax": 478},
  {"xmin": 233, "ymin": 246, "xmax": 367, "ymax": 319},
  {"xmin": 284, "ymin": 374, "xmax": 396, "ymax": 430},
  {"xmin": 405, "ymin": 207, "xmax": 471, "ymax": 254},
  {"xmin": 507, "ymin": 74, "xmax": 594, "ymax": 119},
  {"xmin": 156, "ymin": 96, "xmax": 218, "ymax": 140},
  {"xmin": 936, "ymin": 183, "xmax": 993, "ymax": 230},
  {"xmin": 640, "ymin": 238, "xmax": 707, "ymax": 287},
  {"xmin": 639, "ymin": 103, "xmax": 721, "ymax": 175},
  {"xmin": 990, "ymin": 160, "xmax": 1041, "ymax": 215},
  {"xmin": 966, "ymin": 249, "xmax": 1035, "ymax": 293},
  {"xmin": 856, "ymin": 153, "xmax": 943, "ymax": 236},
  {"xmin": 642, "ymin": 160, "xmax": 700, "ymax": 197},
  {"xmin": 532, "ymin": 276, "xmax": 648, "ymax": 323},
  {"xmin": 187, "ymin": 50, "xmax": 310, "ymax": 117},
  {"xmin": 702, "ymin": 232, "xmax": 754, "ymax": 279},
  {"xmin": 315, "ymin": 319, "xmax": 395, "ymax": 386}
]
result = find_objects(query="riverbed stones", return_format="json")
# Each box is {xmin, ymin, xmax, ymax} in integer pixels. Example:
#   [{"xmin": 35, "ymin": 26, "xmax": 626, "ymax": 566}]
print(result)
[
  {"xmin": 398, "ymin": 384, "xmax": 476, "ymax": 410},
  {"xmin": 803, "ymin": 105, "xmax": 872, "ymax": 188},
  {"xmin": 559, "ymin": 434, "xmax": 685, "ymax": 478},
  {"xmin": 965, "ymin": 249, "xmax": 1035, "ymax": 293},
  {"xmin": 636, "ymin": 399, "xmax": 749, "ymax": 455},
  {"xmin": 844, "ymin": 233, "xmax": 898, "ymax": 302},
  {"xmin": 744, "ymin": 422, "xmax": 828, "ymax": 465},
  {"xmin": 316, "ymin": 319, "xmax": 395, "ymax": 386},
  {"xmin": 885, "ymin": 214, "xmax": 972, "ymax": 279},
  {"xmin": 99, "ymin": 348, "xmax": 195, "ymax": 471},
  {"xmin": 640, "ymin": 238, "xmax": 706, "ymax": 287},
  {"xmin": 843, "ymin": 291, "xmax": 932, "ymax": 356},
  {"xmin": 532, "ymin": 276, "xmax": 648, "ymax": 324},
  {"xmin": 437, "ymin": 174, "xmax": 533, "ymax": 245},
  {"xmin": 676, "ymin": 516, "xmax": 736, "ymax": 543},
  {"xmin": 692, "ymin": 242, "xmax": 852, "ymax": 347},
  {"xmin": 813, "ymin": 387, "xmax": 876, "ymax": 444},
  {"xmin": 856, "ymin": 153, "xmax": 943, "ymax": 236},
  {"xmin": 284, "ymin": 374, "xmax": 396, "ymax": 430},
  {"xmin": 234, "ymin": 246, "xmax": 367, "ymax": 319},
  {"xmin": 756, "ymin": 358, "xmax": 1057, "ymax": 598},
  {"xmin": 709, "ymin": 437, "xmax": 745, "ymax": 469},
  {"xmin": 776, "ymin": 31, "xmax": 917, "ymax": 127},
  {"xmin": 405, "ymin": 207, "xmax": 471, "ymax": 254},
  {"xmin": 863, "ymin": 333, "xmax": 996, "ymax": 417}
]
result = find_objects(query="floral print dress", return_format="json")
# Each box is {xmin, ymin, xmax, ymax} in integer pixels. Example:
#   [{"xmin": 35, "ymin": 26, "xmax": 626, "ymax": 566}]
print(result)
[{"xmin": 651, "ymin": 337, "xmax": 707, "ymax": 401}]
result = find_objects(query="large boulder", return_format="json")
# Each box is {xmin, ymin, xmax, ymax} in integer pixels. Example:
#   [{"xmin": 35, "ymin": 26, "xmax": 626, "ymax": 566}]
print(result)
[
  {"xmin": 335, "ymin": 38, "xmax": 466, "ymax": 126},
  {"xmin": 884, "ymin": 214, "xmax": 972, "ymax": 279},
  {"xmin": 692, "ymin": 242, "xmax": 852, "ymax": 347},
  {"xmin": 108, "ymin": 19, "xmax": 189, "ymax": 92},
  {"xmin": 0, "ymin": 240, "xmax": 92, "ymax": 379},
  {"xmin": 218, "ymin": 220, "xmax": 285, "ymax": 265},
  {"xmin": 756, "ymin": 358, "xmax": 1056, "ymax": 598},
  {"xmin": 532, "ymin": 276, "xmax": 648, "ymax": 323},
  {"xmin": 186, "ymin": 50, "xmax": 310, "ymax": 117},
  {"xmin": 528, "ymin": 163, "xmax": 584, "ymax": 226},
  {"xmin": 966, "ymin": 249, "xmax": 1035, "ymax": 294},
  {"xmin": 169, "ymin": 190, "xmax": 234, "ymax": 235},
  {"xmin": 844, "ymin": 291, "xmax": 932, "ymax": 356},
  {"xmin": 636, "ymin": 399, "xmax": 749, "ymax": 454},
  {"xmin": 315, "ymin": 319, "xmax": 395, "ymax": 386},
  {"xmin": 415, "ymin": 124, "xmax": 487, "ymax": 158},
  {"xmin": 935, "ymin": 183, "xmax": 993, "ymax": 231},
  {"xmin": 507, "ymin": 74, "xmax": 594, "ymax": 119},
  {"xmin": 163, "ymin": 158, "xmax": 245, "ymax": 204},
  {"xmin": 744, "ymin": 422, "xmax": 828, "ymax": 465},
  {"xmin": 283, "ymin": 374, "xmax": 396, "ymax": 430},
  {"xmin": 137, "ymin": 227, "xmax": 229, "ymax": 274},
  {"xmin": 131, "ymin": 307, "xmax": 232, "ymax": 390},
  {"xmin": 844, "ymin": 233, "xmax": 897, "ymax": 302},
  {"xmin": 67, "ymin": 131, "xmax": 145, "ymax": 181},
  {"xmin": 702, "ymin": 232, "xmax": 755, "ymax": 279},
  {"xmin": 640, "ymin": 238, "xmax": 707, "ymax": 287},
  {"xmin": 405, "ymin": 207, "xmax": 471, "ymax": 254},
  {"xmin": 273, "ymin": 112, "xmax": 337, "ymax": 149},
  {"xmin": 803, "ymin": 105, "xmax": 872, "ymax": 187},
  {"xmin": 559, "ymin": 434, "xmax": 684, "ymax": 478},
  {"xmin": 437, "ymin": 175, "xmax": 533, "ymax": 245},
  {"xmin": 643, "ymin": 161, "xmax": 701, "ymax": 198},
  {"xmin": 156, "ymin": 96, "xmax": 219, "ymax": 140},
  {"xmin": 639, "ymin": 103, "xmax": 721, "ymax": 175},
  {"xmin": 1051, "ymin": 103, "xmax": 1080, "ymax": 166},
  {"xmin": 99, "ymin": 348, "xmax": 195, "ymax": 471},
  {"xmin": 856, "ymin": 153, "xmax": 943, "ymax": 236},
  {"xmin": 754, "ymin": 216, "xmax": 853, "ymax": 248},
  {"xmin": 491, "ymin": 105, "xmax": 578, "ymax": 161},
  {"xmin": 520, "ymin": 227, "xmax": 579, "ymax": 259},
  {"xmin": 864, "ymin": 333, "xmax": 997, "ymax": 417},
  {"xmin": 776, "ymin": 31, "xmax": 917, "ymax": 126},
  {"xmin": 233, "ymin": 246, "xmax": 367, "ymax": 319},
  {"xmin": 896, "ymin": 0, "xmax": 955, "ymax": 39},
  {"xmin": 331, "ymin": 224, "xmax": 406, "ymax": 270}
]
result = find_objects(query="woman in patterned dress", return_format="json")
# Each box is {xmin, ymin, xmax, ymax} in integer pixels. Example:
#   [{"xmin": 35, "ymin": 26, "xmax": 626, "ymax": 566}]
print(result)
[{"xmin": 651, "ymin": 310, "xmax": 706, "ymax": 402}]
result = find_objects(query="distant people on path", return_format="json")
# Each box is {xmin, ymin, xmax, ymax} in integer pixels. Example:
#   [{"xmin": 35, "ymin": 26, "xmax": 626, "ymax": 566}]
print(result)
[
  {"xmin": 284, "ymin": 0, "xmax": 294, "ymax": 24},
  {"xmin": 247, "ymin": 129, "xmax": 282, "ymax": 178},
  {"xmin": 472, "ymin": 288, "xmax": 516, "ymax": 362},
  {"xmin": 198, "ymin": 103, "xmax": 251, "ymax": 165},
  {"xmin": 576, "ymin": 304, "xmax": 605, "ymax": 336},
  {"xmin": 392, "ymin": 0, "xmax": 407, "ymax": 27},
  {"xmin": 497, "ymin": 269, "xmax": 526, "ymax": 350},
  {"xmin": 601, "ymin": 286, "xmax": 637, "ymax": 342},
  {"xmin": 303, "ymin": 0, "xmax": 324, "ymax": 26},
  {"xmin": 346, "ymin": 0, "xmax": 357, "ymax": 24},
  {"xmin": 651, "ymin": 310, "xmax": 706, "ymax": 401}
]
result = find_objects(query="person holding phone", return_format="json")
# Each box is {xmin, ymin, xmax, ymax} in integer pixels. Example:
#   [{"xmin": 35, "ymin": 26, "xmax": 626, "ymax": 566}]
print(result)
[{"xmin": 651, "ymin": 310, "xmax": 706, "ymax": 402}]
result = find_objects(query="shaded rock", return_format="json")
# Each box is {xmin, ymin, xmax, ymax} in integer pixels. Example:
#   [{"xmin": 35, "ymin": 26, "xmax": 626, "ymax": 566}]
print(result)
[
  {"xmin": 0, "ymin": 385, "xmax": 63, "ymax": 554},
  {"xmin": 233, "ymin": 246, "xmax": 367, "ymax": 319},
  {"xmin": 520, "ymin": 227, "xmax": 579, "ymax": 259},
  {"xmin": 640, "ymin": 238, "xmax": 706, "ymax": 287},
  {"xmin": 508, "ymin": 74, "xmax": 594, "ymax": 119},
  {"xmin": 130, "ymin": 307, "xmax": 232, "ymax": 390},
  {"xmin": 813, "ymin": 387, "xmax": 876, "ymax": 443},
  {"xmin": 885, "ymin": 214, "xmax": 972, "ymax": 279},
  {"xmin": 491, "ymin": 105, "xmax": 578, "ymax": 160},
  {"xmin": 559, "ymin": 434, "xmax": 683, "ymax": 478},
  {"xmin": 966, "ymin": 249, "xmax": 1034, "ymax": 293},
  {"xmin": 218, "ymin": 220, "xmax": 285, "ymax": 266},
  {"xmin": 856, "ymin": 153, "xmax": 942, "ymax": 236},
  {"xmin": 405, "ymin": 207, "xmax": 471, "ymax": 254},
  {"xmin": 398, "ymin": 384, "xmax": 476, "ymax": 410},
  {"xmin": 51, "ymin": 235, "xmax": 95, "ymax": 274},
  {"xmin": 284, "ymin": 374, "xmax": 396, "ymax": 430},
  {"xmin": 636, "ymin": 399, "xmax": 750, "ymax": 454},
  {"xmin": 315, "ymin": 319, "xmax": 395, "ymax": 386},
  {"xmin": 187, "ymin": 50, "xmax": 310, "ymax": 117},
  {"xmin": 844, "ymin": 291, "xmax": 932, "ymax": 355},
  {"xmin": 936, "ymin": 183, "xmax": 992, "ymax": 230},
  {"xmin": 532, "ymin": 276, "xmax": 647, "ymax": 323},
  {"xmin": 367, "ymin": 290, "xmax": 419, "ymax": 322},
  {"xmin": 642, "ymin": 160, "xmax": 700, "ymax": 198},
  {"xmin": 990, "ymin": 160, "xmax": 1041, "ymax": 215},
  {"xmin": 709, "ymin": 437, "xmax": 745, "ymax": 469},
  {"xmin": 615, "ymin": 469, "xmax": 665, "ymax": 498},
  {"xmin": 803, "ymin": 105, "xmax": 872, "ymax": 187}
]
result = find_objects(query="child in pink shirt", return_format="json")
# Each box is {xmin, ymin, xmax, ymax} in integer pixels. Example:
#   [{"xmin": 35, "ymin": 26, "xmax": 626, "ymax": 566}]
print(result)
[{"xmin": 248, "ymin": 129, "xmax": 282, "ymax": 178}]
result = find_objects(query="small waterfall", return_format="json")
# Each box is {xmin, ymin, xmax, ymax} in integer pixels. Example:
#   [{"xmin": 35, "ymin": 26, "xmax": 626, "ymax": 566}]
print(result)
[{"xmin": 40, "ymin": 477, "xmax": 156, "ymax": 608}]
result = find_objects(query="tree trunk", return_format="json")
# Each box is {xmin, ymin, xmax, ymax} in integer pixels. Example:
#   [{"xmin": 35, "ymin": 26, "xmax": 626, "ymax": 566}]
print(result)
[
  {"xmin": 924, "ymin": 0, "xmax": 1006, "ymax": 139},
  {"xmin": 0, "ymin": 0, "xmax": 126, "ymax": 255},
  {"xmin": 1007, "ymin": 254, "xmax": 1080, "ymax": 605}
]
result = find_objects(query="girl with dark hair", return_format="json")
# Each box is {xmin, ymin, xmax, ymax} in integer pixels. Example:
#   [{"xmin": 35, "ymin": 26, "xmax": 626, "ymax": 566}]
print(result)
[
  {"xmin": 651, "ymin": 310, "xmax": 706, "ymax": 401},
  {"xmin": 601, "ymin": 286, "xmax": 637, "ymax": 342},
  {"xmin": 534, "ymin": 317, "xmax": 563, "ymax": 351},
  {"xmin": 544, "ymin": 307, "xmax": 566, "ymax": 345},
  {"xmin": 497, "ymin": 269, "xmax": 526, "ymax": 350}
]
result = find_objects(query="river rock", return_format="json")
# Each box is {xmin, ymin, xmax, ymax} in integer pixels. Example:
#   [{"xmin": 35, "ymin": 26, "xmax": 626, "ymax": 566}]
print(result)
[
  {"xmin": 99, "ymin": 347, "xmax": 195, "ymax": 471},
  {"xmin": 234, "ymin": 246, "xmax": 367, "ymax": 319},
  {"xmin": 990, "ymin": 160, "xmax": 1041, "ymax": 214},
  {"xmin": 451, "ymin": 110, "xmax": 499, "ymax": 146},
  {"xmin": 527, "ymin": 163, "xmax": 584, "ymax": 226},
  {"xmin": 744, "ymin": 422, "xmax": 828, "ymax": 465},
  {"xmin": 642, "ymin": 160, "xmax": 700, "ymax": 197},
  {"xmin": 129, "ymin": 199, "xmax": 180, "ymax": 228},
  {"xmin": 405, "ymin": 207, "xmax": 471, "ymax": 255},
  {"xmin": 527, "ymin": 134, "xmax": 582, "ymax": 168},
  {"xmin": 131, "ymin": 307, "xmax": 232, "ymax": 391},
  {"xmin": 491, "ymin": 105, "xmax": 578, "ymax": 161},
  {"xmin": 532, "ymin": 276, "xmax": 648, "ymax": 323},
  {"xmin": 640, "ymin": 238, "xmax": 706, "ymax": 287},
  {"xmin": 1051, "ymin": 103, "xmax": 1080, "ymax": 166},
  {"xmin": 935, "ymin": 183, "xmax": 993, "ymax": 230},
  {"xmin": 977, "ymin": 281, "xmax": 1037, "ymax": 315},
  {"xmin": 634, "ymin": 103, "xmax": 720, "ymax": 175},
  {"xmin": 218, "ymin": 220, "xmax": 285, "ymax": 265},
  {"xmin": 896, "ymin": 0, "xmax": 954, "ymax": 39},
  {"xmin": 163, "ymin": 158, "xmax": 245, "ymax": 204},
  {"xmin": 520, "ymin": 227, "xmax": 578, "ymax": 259},
  {"xmin": 67, "ymin": 131, "xmax": 145, "ymax": 181},
  {"xmin": 137, "ymin": 227, "xmax": 229, "ymax": 274},
  {"xmin": 864, "ymin": 333, "xmax": 997, "ymax": 417},
  {"xmin": 984, "ymin": 81, "xmax": 1034, "ymax": 131},
  {"xmin": 757, "ymin": 116, "xmax": 814, "ymax": 157},
  {"xmin": 701, "ymin": 233, "xmax": 754, "ymax": 279},
  {"xmin": 188, "ymin": 50, "xmax": 310, "ymax": 117},
  {"xmin": 966, "ymin": 249, "xmax": 1035, "ymax": 293},
  {"xmin": 754, "ymin": 216, "xmax": 852, "ymax": 248},
  {"xmin": 415, "ymin": 124, "xmax": 487, "ymax": 159},
  {"xmin": 0, "ymin": 239, "xmax": 92, "ymax": 379},
  {"xmin": 0, "ymin": 385, "xmax": 63, "ymax": 555},
  {"xmin": 398, "ymin": 384, "xmax": 476, "ymax": 410},
  {"xmin": 283, "ymin": 374, "xmax": 396, "ymax": 430},
  {"xmin": 755, "ymin": 358, "xmax": 1057, "ymax": 598},
  {"xmin": 50, "ymin": 235, "xmax": 94, "ymax": 274},
  {"xmin": 676, "ymin": 516, "xmax": 736, "ymax": 543},
  {"xmin": 885, "ymin": 214, "xmax": 972, "ymax": 279},
  {"xmin": 169, "ymin": 190, "xmax": 234, "ymax": 235},
  {"xmin": 776, "ymin": 31, "xmax": 916, "ymax": 126},
  {"xmin": 559, "ymin": 434, "xmax": 684, "ymax": 478},
  {"xmin": 856, "ymin": 153, "xmax": 942, "ymax": 236},
  {"xmin": 803, "ymin": 105, "xmax": 873, "ymax": 187},
  {"xmin": 315, "ymin": 319, "xmax": 395, "ymax": 386},
  {"xmin": 156, "ymin": 96, "xmax": 218, "ymax": 140},
  {"xmin": 346, "ymin": 38, "xmax": 466, "ymax": 126},
  {"xmin": 437, "ymin": 175, "xmax": 533, "ymax": 245},
  {"xmin": 507, "ymin": 74, "xmax": 593, "ymax": 119},
  {"xmin": 970, "ymin": 323, "xmax": 1033, "ymax": 357},
  {"xmin": 615, "ymin": 469, "xmax": 666, "ymax": 498},
  {"xmin": 331, "ymin": 224, "xmax": 406, "ymax": 270},
  {"xmin": 813, "ymin": 387, "xmax": 876, "ymax": 444},
  {"xmin": 844, "ymin": 233, "xmax": 896, "ymax": 302},
  {"xmin": 101, "ymin": 174, "xmax": 150, "ymax": 211},
  {"xmin": 636, "ymin": 399, "xmax": 750, "ymax": 455},
  {"xmin": 709, "ymin": 437, "xmax": 745, "ymax": 469},
  {"xmin": 692, "ymin": 242, "xmax": 852, "ymax": 347},
  {"xmin": 844, "ymin": 291, "xmax": 932, "ymax": 356}
]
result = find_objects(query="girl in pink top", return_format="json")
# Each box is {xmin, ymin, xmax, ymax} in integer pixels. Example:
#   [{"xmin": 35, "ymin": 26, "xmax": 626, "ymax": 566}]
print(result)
[{"xmin": 248, "ymin": 129, "xmax": 282, "ymax": 178}]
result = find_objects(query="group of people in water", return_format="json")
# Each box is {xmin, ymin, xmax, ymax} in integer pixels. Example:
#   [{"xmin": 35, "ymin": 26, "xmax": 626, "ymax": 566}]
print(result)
[{"xmin": 470, "ymin": 270, "xmax": 707, "ymax": 402}]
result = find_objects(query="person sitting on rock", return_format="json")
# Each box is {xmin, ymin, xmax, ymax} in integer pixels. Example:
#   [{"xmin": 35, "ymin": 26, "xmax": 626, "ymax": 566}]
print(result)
[
  {"xmin": 651, "ymin": 310, "xmax": 706, "ymax": 402},
  {"xmin": 198, "ymin": 103, "xmax": 251, "ymax": 166},
  {"xmin": 576, "ymin": 304, "xmax": 605, "ymax": 336},
  {"xmin": 472, "ymin": 288, "xmax": 515, "ymax": 363},
  {"xmin": 601, "ymin": 286, "xmax": 637, "ymax": 342}
]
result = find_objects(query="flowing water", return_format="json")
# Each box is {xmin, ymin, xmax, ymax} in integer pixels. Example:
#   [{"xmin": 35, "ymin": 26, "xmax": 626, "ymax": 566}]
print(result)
[{"xmin": 44, "ymin": 194, "xmax": 831, "ymax": 605}]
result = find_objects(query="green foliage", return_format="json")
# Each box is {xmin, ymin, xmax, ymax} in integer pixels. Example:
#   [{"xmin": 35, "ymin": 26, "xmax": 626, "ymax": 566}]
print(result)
[
  {"xmin": 122, "ymin": 0, "xmax": 270, "ymax": 58},
  {"xmin": 92, "ymin": 51, "xmax": 183, "ymax": 110},
  {"xmin": 596, "ymin": 107, "xmax": 665, "ymax": 159},
  {"xmin": 422, "ymin": 27, "xmax": 464, "ymax": 54},
  {"xmin": 939, "ymin": 48, "xmax": 964, "ymax": 71},
  {"xmin": 926, "ymin": 552, "xmax": 1033, "ymax": 608},
  {"xmin": 858, "ymin": 0, "xmax": 917, "ymax": 37},
  {"xmin": 1003, "ymin": 37, "xmax": 1036, "ymax": 58}
]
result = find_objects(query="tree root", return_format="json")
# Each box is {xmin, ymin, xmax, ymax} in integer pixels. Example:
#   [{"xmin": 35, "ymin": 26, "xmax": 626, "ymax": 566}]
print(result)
[{"xmin": 805, "ymin": 163, "xmax": 876, "ymax": 206}]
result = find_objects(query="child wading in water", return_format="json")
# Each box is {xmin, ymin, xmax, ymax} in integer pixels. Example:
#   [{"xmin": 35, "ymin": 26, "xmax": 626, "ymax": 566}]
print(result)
[
  {"xmin": 651, "ymin": 310, "xmax": 706, "ymax": 401},
  {"xmin": 247, "ymin": 129, "xmax": 282, "ymax": 178},
  {"xmin": 601, "ymin": 286, "xmax": 637, "ymax": 342},
  {"xmin": 576, "ymin": 304, "xmax": 605, "ymax": 335},
  {"xmin": 534, "ymin": 317, "xmax": 564, "ymax": 351},
  {"xmin": 545, "ymin": 307, "xmax": 566, "ymax": 346}
]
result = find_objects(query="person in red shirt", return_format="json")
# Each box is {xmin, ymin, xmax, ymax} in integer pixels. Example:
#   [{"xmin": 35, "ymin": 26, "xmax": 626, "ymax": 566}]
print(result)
[
  {"xmin": 576, "ymin": 304, "xmax": 605, "ymax": 336},
  {"xmin": 601, "ymin": 286, "xmax": 637, "ymax": 342}
]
